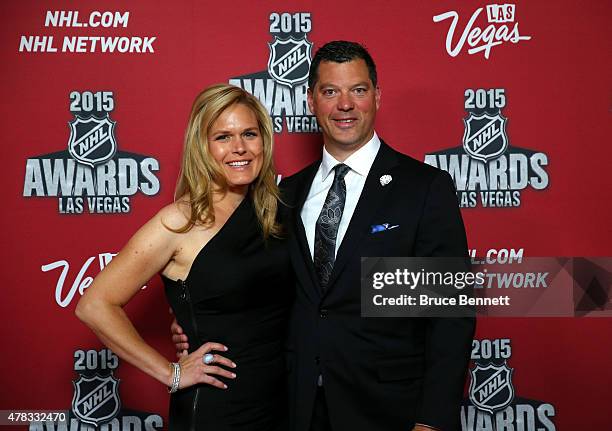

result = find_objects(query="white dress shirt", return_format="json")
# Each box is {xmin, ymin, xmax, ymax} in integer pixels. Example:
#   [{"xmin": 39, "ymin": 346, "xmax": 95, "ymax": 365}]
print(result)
[{"xmin": 301, "ymin": 132, "xmax": 381, "ymax": 260}]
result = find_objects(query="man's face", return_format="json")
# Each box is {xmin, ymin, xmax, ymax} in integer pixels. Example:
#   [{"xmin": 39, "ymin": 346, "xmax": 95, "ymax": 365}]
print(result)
[{"xmin": 308, "ymin": 59, "xmax": 380, "ymax": 159}]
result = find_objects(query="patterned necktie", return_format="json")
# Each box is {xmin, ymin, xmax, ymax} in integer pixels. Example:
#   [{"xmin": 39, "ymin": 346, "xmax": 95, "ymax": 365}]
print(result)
[{"xmin": 313, "ymin": 163, "xmax": 351, "ymax": 289}]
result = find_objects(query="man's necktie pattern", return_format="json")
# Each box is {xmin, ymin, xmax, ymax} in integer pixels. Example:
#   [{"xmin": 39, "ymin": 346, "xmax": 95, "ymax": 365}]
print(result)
[{"xmin": 313, "ymin": 163, "xmax": 351, "ymax": 289}]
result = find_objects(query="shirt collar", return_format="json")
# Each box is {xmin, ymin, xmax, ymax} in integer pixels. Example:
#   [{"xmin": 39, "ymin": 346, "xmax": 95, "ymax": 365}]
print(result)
[{"xmin": 319, "ymin": 132, "xmax": 381, "ymax": 181}]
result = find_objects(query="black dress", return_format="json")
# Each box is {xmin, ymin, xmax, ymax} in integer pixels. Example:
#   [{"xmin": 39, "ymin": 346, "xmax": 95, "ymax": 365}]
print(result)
[{"xmin": 163, "ymin": 197, "xmax": 293, "ymax": 430}]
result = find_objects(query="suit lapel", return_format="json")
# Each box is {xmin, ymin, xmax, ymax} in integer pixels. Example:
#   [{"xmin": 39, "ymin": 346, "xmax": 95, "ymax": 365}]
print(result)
[
  {"xmin": 289, "ymin": 162, "xmax": 322, "ymax": 300},
  {"xmin": 325, "ymin": 142, "xmax": 399, "ymax": 292}
]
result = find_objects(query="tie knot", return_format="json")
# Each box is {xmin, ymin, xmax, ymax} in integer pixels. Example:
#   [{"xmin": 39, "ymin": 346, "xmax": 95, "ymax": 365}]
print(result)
[{"xmin": 333, "ymin": 164, "xmax": 350, "ymax": 181}]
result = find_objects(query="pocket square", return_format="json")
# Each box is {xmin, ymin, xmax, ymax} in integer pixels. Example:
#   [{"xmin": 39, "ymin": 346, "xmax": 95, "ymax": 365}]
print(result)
[{"xmin": 370, "ymin": 223, "xmax": 400, "ymax": 234}]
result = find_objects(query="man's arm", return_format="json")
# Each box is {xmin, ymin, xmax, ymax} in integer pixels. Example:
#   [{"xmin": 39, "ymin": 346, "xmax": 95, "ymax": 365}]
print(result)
[{"xmin": 413, "ymin": 170, "xmax": 476, "ymax": 430}]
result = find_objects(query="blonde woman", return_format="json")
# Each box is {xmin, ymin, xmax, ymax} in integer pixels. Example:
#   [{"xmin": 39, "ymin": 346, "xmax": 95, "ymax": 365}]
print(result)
[{"xmin": 77, "ymin": 84, "xmax": 293, "ymax": 430}]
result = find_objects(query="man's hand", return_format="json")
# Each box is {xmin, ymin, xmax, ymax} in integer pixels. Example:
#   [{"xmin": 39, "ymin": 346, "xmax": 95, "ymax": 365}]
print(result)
[
  {"xmin": 412, "ymin": 425, "xmax": 440, "ymax": 431},
  {"xmin": 170, "ymin": 315, "xmax": 189, "ymax": 358}
]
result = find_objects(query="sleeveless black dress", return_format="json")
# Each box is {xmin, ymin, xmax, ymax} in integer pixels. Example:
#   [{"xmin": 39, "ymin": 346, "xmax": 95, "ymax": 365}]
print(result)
[{"xmin": 163, "ymin": 197, "xmax": 293, "ymax": 430}]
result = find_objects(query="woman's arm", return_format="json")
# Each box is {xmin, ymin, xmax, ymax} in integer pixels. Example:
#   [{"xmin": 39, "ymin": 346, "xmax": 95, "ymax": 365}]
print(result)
[{"xmin": 76, "ymin": 205, "xmax": 236, "ymax": 390}]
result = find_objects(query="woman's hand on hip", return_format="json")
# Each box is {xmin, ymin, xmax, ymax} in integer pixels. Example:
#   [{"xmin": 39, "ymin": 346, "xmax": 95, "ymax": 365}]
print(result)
[{"xmin": 176, "ymin": 342, "xmax": 237, "ymax": 390}]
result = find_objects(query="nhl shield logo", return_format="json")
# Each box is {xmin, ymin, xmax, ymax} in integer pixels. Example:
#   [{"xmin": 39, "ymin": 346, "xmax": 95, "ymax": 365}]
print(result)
[
  {"xmin": 72, "ymin": 372, "xmax": 121, "ymax": 426},
  {"xmin": 268, "ymin": 36, "xmax": 313, "ymax": 87},
  {"xmin": 462, "ymin": 112, "xmax": 508, "ymax": 162},
  {"xmin": 469, "ymin": 362, "xmax": 514, "ymax": 414},
  {"xmin": 68, "ymin": 114, "xmax": 117, "ymax": 167}
]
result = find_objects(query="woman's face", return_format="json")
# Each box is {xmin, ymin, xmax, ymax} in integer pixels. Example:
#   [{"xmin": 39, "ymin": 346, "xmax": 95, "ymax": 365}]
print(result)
[{"xmin": 207, "ymin": 103, "xmax": 264, "ymax": 192}]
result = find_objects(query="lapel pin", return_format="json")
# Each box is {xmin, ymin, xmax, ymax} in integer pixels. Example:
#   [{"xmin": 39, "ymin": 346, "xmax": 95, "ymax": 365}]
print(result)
[{"xmin": 379, "ymin": 174, "xmax": 392, "ymax": 186}]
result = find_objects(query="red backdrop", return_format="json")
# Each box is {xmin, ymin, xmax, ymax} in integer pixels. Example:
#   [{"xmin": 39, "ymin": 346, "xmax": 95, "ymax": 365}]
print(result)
[{"xmin": 2, "ymin": 1, "xmax": 611, "ymax": 429}]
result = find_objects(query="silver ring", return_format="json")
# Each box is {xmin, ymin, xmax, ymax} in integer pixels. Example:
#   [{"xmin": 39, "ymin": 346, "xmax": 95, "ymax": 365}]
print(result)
[{"xmin": 203, "ymin": 353, "xmax": 214, "ymax": 365}]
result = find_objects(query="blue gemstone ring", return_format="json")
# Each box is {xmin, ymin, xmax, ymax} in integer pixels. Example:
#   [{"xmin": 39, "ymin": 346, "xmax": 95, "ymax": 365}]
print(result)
[{"xmin": 203, "ymin": 353, "xmax": 215, "ymax": 365}]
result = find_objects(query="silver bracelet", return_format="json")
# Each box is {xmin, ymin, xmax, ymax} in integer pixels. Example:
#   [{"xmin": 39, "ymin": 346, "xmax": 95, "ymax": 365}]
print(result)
[{"xmin": 168, "ymin": 362, "xmax": 181, "ymax": 393}]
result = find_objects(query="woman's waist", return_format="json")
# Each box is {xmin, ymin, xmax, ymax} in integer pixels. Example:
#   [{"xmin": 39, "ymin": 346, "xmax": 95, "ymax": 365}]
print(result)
[
  {"xmin": 174, "ymin": 355, "xmax": 286, "ymax": 405},
  {"xmin": 190, "ymin": 336, "xmax": 285, "ymax": 364}
]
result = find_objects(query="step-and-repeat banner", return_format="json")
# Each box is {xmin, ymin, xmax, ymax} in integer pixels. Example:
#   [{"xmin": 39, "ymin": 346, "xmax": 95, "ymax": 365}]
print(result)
[{"xmin": 2, "ymin": 1, "xmax": 610, "ymax": 429}]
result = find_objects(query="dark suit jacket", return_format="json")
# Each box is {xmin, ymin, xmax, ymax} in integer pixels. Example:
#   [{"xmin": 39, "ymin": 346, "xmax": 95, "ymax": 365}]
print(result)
[{"xmin": 280, "ymin": 141, "xmax": 475, "ymax": 431}]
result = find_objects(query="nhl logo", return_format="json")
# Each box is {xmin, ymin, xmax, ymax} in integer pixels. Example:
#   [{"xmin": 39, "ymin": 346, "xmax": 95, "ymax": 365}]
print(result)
[
  {"xmin": 462, "ymin": 112, "xmax": 508, "ymax": 162},
  {"xmin": 68, "ymin": 114, "xmax": 117, "ymax": 167},
  {"xmin": 469, "ymin": 362, "xmax": 514, "ymax": 414},
  {"xmin": 268, "ymin": 36, "xmax": 313, "ymax": 87},
  {"xmin": 72, "ymin": 372, "xmax": 121, "ymax": 426}
]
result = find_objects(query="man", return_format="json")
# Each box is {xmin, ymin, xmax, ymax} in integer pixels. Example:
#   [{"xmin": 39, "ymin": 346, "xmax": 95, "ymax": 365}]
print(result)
[
  {"xmin": 281, "ymin": 41, "xmax": 474, "ymax": 431},
  {"xmin": 174, "ymin": 41, "xmax": 474, "ymax": 431}
]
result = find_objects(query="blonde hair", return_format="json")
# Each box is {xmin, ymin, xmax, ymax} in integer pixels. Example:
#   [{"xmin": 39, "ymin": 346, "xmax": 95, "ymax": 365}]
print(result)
[{"xmin": 174, "ymin": 84, "xmax": 281, "ymax": 238}]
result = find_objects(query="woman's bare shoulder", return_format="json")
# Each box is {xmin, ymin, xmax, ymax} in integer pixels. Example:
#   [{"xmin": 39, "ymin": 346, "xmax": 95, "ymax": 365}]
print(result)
[{"xmin": 156, "ymin": 197, "xmax": 191, "ymax": 232}]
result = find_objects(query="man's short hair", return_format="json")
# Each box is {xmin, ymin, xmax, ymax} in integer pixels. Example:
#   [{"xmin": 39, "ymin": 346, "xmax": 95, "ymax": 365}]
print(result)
[{"xmin": 308, "ymin": 40, "xmax": 378, "ymax": 89}]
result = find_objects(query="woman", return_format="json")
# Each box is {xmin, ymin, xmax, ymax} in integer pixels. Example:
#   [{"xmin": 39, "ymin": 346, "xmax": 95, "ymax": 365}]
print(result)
[{"xmin": 76, "ymin": 84, "xmax": 293, "ymax": 430}]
